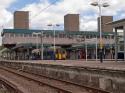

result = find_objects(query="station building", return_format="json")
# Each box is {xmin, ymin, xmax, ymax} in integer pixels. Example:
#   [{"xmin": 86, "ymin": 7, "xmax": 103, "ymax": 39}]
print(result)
[
  {"xmin": 1, "ymin": 11, "xmax": 124, "ymax": 61},
  {"xmin": 2, "ymin": 28, "xmax": 115, "ymax": 60}
]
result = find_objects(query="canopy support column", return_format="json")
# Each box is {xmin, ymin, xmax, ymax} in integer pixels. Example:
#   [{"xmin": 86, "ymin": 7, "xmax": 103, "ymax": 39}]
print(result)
[
  {"xmin": 115, "ymin": 28, "xmax": 118, "ymax": 62},
  {"xmin": 124, "ymin": 26, "xmax": 125, "ymax": 61}
]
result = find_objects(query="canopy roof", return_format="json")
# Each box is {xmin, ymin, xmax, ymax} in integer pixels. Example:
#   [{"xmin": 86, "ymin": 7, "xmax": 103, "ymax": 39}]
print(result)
[
  {"xmin": 107, "ymin": 19, "xmax": 125, "ymax": 29},
  {"xmin": 2, "ymin": 29, "xmax": 114, "ymax": 36}
]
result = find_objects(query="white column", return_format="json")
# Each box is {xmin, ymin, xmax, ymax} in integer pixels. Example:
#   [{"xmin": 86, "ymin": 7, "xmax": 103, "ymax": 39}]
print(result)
[
  {"xmin": 53, "ymin": 26, "xmax": 56, "ymax": 53},
  {"xmin": 85, "ymin": 36, "xmax": 87, "ymax": 62},
  {"xmin": 41, "ymin": 31, "xmax": 43, "ymax": 60},
  {"xmin": 115, "ymin": 28, "xmax": 118, "ymax": 62},
  {"xmin": 27, "ymin": 48, "xmax": 30, "ymax": 60},
  {"xmin": 96, "ymin": 37, "xmax": 98, "ymax": 61},
  {"xmin": 124, "ymin": 26, "xmax": 125, "ymax": 61},
  {"xmin": 37, "ymin": 34, "xmax": 39, "ymax": 49}
]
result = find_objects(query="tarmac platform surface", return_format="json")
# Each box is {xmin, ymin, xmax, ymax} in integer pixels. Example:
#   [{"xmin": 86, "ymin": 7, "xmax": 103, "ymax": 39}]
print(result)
[{"xmin": 4, "ymin": 60, "xmax": 125, "ymax": 71}]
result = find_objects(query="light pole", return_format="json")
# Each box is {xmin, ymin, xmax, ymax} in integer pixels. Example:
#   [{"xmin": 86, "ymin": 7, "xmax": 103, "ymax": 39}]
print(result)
[
  {"xmin": 91, "ymin": 0, "xmax": 109, "ymax": 63},
  {"xmin": 109, "ymin": 34, "xmax": 113, "ymax": 59},
  {"xmin": 33, "ymin": 32, "xmax": 40, "ymax": 49},
  {"xmin": 95, "ymin": 37, "xmax": 98, "ymax": 61},
  {"xmin": 33, "ymin": 32, "xmax": 44, "ymax": 60},
  {"xmin": 85, "ymin": 36, "xmax": 88, "ymax": 62},
  {"xmin": 41, "ymin": 31, "xmax": 44, "ymax": 60},
  {"xmin": 47, "ymin": 24, "xmax": 60, "ymax": 60}
]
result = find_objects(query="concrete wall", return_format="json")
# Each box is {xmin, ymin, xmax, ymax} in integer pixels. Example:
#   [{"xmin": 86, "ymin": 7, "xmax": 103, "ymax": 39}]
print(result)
[{"xmin": 0, "ymin": 61, "xmax": 125, "ymax": 93}]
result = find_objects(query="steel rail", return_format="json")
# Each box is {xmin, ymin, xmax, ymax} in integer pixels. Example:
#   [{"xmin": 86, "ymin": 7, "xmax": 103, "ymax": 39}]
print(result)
[
  {"xmin": 0, "ymin": 66, "xmax": 72, "ymax": 93},
  {"xmin": 0, "ymin": 66, "xmax": 111, "ymax": 93}
]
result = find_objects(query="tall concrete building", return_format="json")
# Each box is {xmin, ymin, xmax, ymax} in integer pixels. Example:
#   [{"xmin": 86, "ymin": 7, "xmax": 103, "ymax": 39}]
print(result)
[
  {"xmin": 14, "ymin": 11, "xmax": 29, "ymax": 29},
  {"xmin": 98, "ymin": 16, "xmax": 113, "ymax": 32},
  {"xmin": 64, "ymin": 14, "xmax": 79, "ymax": 32}
]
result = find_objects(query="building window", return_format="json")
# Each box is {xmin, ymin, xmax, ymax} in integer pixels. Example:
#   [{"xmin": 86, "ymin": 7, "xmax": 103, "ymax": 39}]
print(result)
[
  {"xmin": 15, "ymin": 34, "xmax": 23, "ymax": 37},
  {"xmin": 33, "ymin": 34, "xmax": 37, "ymax": 37},
  {"xmin": 5, "ymin": 33, "xmax": 9, "ymax": 37},
  {"xmin": 107, "ymin": 36, "xmax": 110, "ymax": 39},
  {"xmin": 44, "ymin": 34, "xmax": 49, "ymax": 38},
  {"xmin": 104, "ymin": 36, "xmax": 107, "ymax": 39},
  {"xmin": 67, "ymin": 35, "xmax": 73, "ymax": 39},
  {"xmin": 10, "ymin": 33, "xmax": 14, "ymax": 37},
  {"xmin": 29, "ymin": 34, "xmax": 32, "ymax": 37},
  {"xmin": 89, "ymin": 35, "xmax": 93, "ymax": 39},
  {"xmin": 38, "ymin": 34, "xmax": 41, "ymax": 37},
  {"xmin": 55, "ymin": 34, "xmax": 58, "ymax": 38},
  {"xmin": 15, "ymin": 34, "xmax": 20, "ymax": 37},
  {"xmin": 111, "ymin": 36, "xmax": 114, "ymax": 39},
  {"xmin": 63, "ymin": 34, "xmax": 66, "ymax": 38},
  {"xmin": 51, "ymin": 34, "xmax": 54, "ymax": 38},
  {"xmin": 59, "ymin": 34, "xmax": 65, "ymax": 38},
  {"xmin": 24, "ymin": 34, "xmax": 28, "ymax": 37},
  {"xmin": 97, "ymin": 36, "xmax": 100, "ymax": 39},
  {"xmin": 20, "ymin": 34, "xmax": 23, "ymax": 37},
  {"xmin": 86, "ymin": 35, "xmax": 89, "ymax": 39},
  {"xmin": 93, "ymin": 35, "xmax": 96, "ymax": 38}
]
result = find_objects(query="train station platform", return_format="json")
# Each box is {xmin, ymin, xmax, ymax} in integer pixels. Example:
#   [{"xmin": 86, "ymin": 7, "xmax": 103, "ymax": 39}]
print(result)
[
  {"xmin": 3, "ymin": 59, "xmax": 125, "ymax": 71},
  {"xmin": 38, "ymin": 60, "xmax": 125, "ymax": 70},
  {"xmin": 0, "ymin": 60, "xmax": 125, "ymax": 93}
]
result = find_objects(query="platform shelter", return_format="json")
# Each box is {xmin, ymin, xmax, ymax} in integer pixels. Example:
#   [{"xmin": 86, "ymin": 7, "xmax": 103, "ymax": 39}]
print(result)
[{"xmin": 108, "ymin": 19, "xmax": 125, "ymax": 61}]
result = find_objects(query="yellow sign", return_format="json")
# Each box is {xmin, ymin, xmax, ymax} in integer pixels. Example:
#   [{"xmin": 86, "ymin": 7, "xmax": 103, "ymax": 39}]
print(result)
[{"xmin": 99, "ymin": 38, "xmax": 103, "ymax": 49}]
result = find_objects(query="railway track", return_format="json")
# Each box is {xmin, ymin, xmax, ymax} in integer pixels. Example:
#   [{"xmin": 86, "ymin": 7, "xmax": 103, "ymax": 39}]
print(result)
[
  {"xmin": 0, "ymin": 78, "xmax": 23, "ymax": 93},
  {"xmin": 0, "ymin": 66, "xmax": 111, "ymax": 93}
]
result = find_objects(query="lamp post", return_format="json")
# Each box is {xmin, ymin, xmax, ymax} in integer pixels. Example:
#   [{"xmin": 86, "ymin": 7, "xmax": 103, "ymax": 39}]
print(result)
[
  {"xmin": 33, "ymin": 32, "xmax": 40, "ymax": 49},
  {"xmin": 91, "ymin": 0, "xmax": 109, "ymax": 63},
  {"xmin": 41, "ymin": 31, "xmax": 44, "ymax": 60},
  {"xmin": 33, "ymin": 32, "xmax": 44, "ymax": 60},
  {"xmin": 47, "ymin": 24, "xmax": 60, "ymax": 60},
  {"xmin": 109, "ymin": 34, "xmax": 113, "ymax": 59},
  {"xmin": 85, "ymin": 36, "xmax": 88, "ymax": 62},
  {"xmin": 95, "ymin": 37, "xmax": 98, "ymax": 61}
]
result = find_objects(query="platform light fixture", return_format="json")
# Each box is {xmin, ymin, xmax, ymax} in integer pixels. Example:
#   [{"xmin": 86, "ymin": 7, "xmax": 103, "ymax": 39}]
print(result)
[
  {"xmin": 91, "ymin": 0, "xmax": 109, "ymax": 62},
  {"xmin": 47, "ymin": 24, "xmax": 60, "ymax": 60}
]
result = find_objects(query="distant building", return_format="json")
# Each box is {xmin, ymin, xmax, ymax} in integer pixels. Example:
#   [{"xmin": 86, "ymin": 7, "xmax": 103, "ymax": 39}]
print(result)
[
  {"xmin": 1, "ymin": 12, "xmax": 117, "ymax": 60},
  {"xmin": 2, "ymin": 29, "xmax": 115, "ymax": 60},
  {"xmin": 64, "ymin": 14, "xmax": 79, "ymax": 32},
  {"xmin": 14, "ymin": 11, "xmax": 29, "ymax": 29},
  {"xmin": 98, "ymin": 16, "xmax": 113, "ymax": 32}
]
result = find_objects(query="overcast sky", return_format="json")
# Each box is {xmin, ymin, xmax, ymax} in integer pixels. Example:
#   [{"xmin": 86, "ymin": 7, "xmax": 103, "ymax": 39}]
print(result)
[
  {"xmin": 0, "ymin": 0, "xmax": 125, "ymax": 33},
  {"xmin": 1, "ymin": 0, "xmax": 125, "ymax": 31}
]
